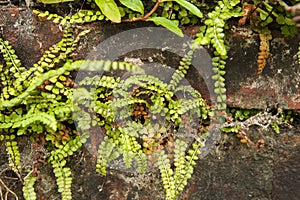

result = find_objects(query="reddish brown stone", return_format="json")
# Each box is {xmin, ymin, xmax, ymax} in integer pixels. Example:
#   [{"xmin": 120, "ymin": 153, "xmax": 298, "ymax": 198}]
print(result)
[{"xmin": 0, "ymin": 7, "xmax": 61, "ymax": 67}]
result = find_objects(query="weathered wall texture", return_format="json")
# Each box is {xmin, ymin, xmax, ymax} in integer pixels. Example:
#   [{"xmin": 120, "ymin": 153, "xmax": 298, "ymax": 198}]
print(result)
[
  {"xmin": 1, "ymin": 7, "xmax": 299, "ymax": 111},
  {"xmin": 1, "ymin": 123, "xmax": 299, "ymax": 199},
  {"xmin": 0, "ymin": 7, "xmax": 300, "ymax": 200},
  {"xmin": 226, "ymin": 28, "xmax": 300, "ymax": 111}
]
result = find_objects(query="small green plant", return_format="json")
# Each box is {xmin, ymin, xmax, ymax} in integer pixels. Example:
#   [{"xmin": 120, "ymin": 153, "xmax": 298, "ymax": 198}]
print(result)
[
  {"xmin": 254, "ymin": 1, "xmax": 298, "ymax": 37},
  {"xmin": 195, "ymin": 0, "xmax": 242, "ymax": 112},
  {"xmin": 73, "ymin": 48, "xmax": 211, "ymax": 199},
  {"xmin": 37, "ymin": 0, "xmax": 203, "ymax": 36},
  {"xmin": 1, "ymin": 1, "xmax": 299, "ymax": 199},
  {"xmin": 0, "ymin": 6, "xmax": 210, "ymax": 200},
  {"xmin": 22, "ymin": 174, "xmax": 37, "ymax": 200},
  {"xmin": 0, "ymin": 10, "xmax": 95, "ymax": 199}
]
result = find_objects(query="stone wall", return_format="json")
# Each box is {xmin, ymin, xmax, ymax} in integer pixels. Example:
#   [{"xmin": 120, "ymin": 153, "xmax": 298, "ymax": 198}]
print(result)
[{"xmin": 0, "ymin": 6, "xmax": 300, "ymax": 200}]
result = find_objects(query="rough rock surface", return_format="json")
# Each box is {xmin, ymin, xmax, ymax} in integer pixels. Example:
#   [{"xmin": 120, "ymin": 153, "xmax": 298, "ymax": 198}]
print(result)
[
  {"xmin": 0, "ymin": 7, "xmax": 299, "ymax": 110},
  {"xmin": 0, "ymin": 6, "xmax": 300, "ymax": 200}
]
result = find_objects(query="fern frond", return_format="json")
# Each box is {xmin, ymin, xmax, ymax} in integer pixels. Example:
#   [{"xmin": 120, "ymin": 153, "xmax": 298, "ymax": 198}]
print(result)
[
  {"xmin": 5, "ymin": 136, "xmax": 22, "ymax": 172},
  {"xmin": 174, "ymin": 85, "xmax": 208, "ymax": 118},
  {"xmin": 123, "ymin": 151, "xmax": 135, "ymax": 169},
  {"xmin": 12, "ymin": 112, "xmax": 57, "ymax": 135},
  {"xmin": 118, "ymin": 121, "xmax": 144, "ymax": 138},
  {"xmin": 34, "ymin": 9, "xmax": 78, "ymax": 27},
  {"xmin": 175, "ymin": 139, "xmax": 204, "ymax": 196},
  {"xmin": 173, "ymin": 85, "xmax": 201, "ymax": 98},
  {"xmin": 66, "ymin": 59, "xmax": 143, "ymax": 72},
  {"xmin": 34, "ymin": 9, "xmax": 105, "ymax": 25},
  {"xmin": 52, "ymin": 159, "xmax": 72, "ymax": 200},
  {"xmin": 11, "ymin": 68, "xmax": 35, "ymax": 94},
  {"xmin": 49, "ymin": 133, "xmax": 89, "ymax": 162},
  {"xmin": 0, "ymin": 122, "xmax": 13, "ymax": 129},
  {"xmin": 48, "ymin": 133, "xmax": 89, "ymax": 200},
  {"xmin": 53, "ymin": 103, "xmax": 73, "ymax": 121},
  {"xmin": 0, "ymin": 60, "xmax": 120, "ymax": 108},
  {"xmin": 70, "ymin": 10, "xmax": 105, "ymax": 23},
  {"xmin": 23, "ymin": 173, "xmax": 37, "ymax": 200},
  {"xmin": 123, "ymin": 74, "xmax": 167, "ymax": 88},
  {"xmin": 110, "ymin": 98, "xmax": 148, "ymax": 120},
  {"xmin": 96, "ymin": 140, "xmax": 121, "ymax": 176},
  {"xmin": 134, "ymin": 153, "xmax": 148, "ymax": 174},
  {"xmin": 177, "ymin": 98, "xmax": 201, "ymax": 115},
  {"xmin": 169, "ymin": 50, "xmax": 194, "ymax": 91},
  {"xmin": 0, "ymin": 37, "xmax": 28, "ymax": 99},
  {"xmin": 211, "ymin": 53, "xmax": 227, "ymax": 110},
  {"xmin": 257, "ymin": 29, "xmax": 272, "ymax": 75},
  {"xmin": 119, "ymin": 133, "xmax": 142, "ymax": 154},
  {"xmin": 63, "ymin": 28, "xmax": 91, "ymax": 59},
  {"xmin": 0, "ymin": 37, "xmax": 23, "ymax": 72},
  {"xmin": 34, "ymin": 25, "xmax": 74, "ymax": 71},
  {"xmin": 194, "ymin": 1, "xmax": 242, "ymax": 112},
  {"xmin": 173, "ymin": 139, "xmax": 188, "ymax": 193},
  {"xmin": 80, "ymin": 75, "xmax": 120, "ymax": 89},
  {"xmin": 157, "ymin": 150, "xmax": 176, "ymax": 200}
]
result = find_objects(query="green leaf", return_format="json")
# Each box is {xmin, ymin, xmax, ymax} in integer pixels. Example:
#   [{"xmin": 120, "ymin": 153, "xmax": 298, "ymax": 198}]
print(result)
[
  {"xmin": 147, "ymin": 17, "xmax": 183, "ymax": 37},
  {"xmin": 259, "ymin": 11, "xmax": 268, "ymax": 21},
  {"xmin": 119, "ymin": 0, "xmax": 144, "ymax": 14},
  {"xmin": 221, "ymin": 125, "xmax": 241, "ymax": 133},
  {"xmin": 214, "ymin": 87, "xmax": 226, "ymax": 94},
  {"xmin": 173, "ymin": 0, "xmax": 203, "ymax": 18},
  {"xmin": 276, "ymin": 15, "xmax": 285, "ymax": 25},
  {"xmin": 55, "ymin": 82, "xmax": 64, "ymax": 88},
  {"xmin": 94, "ymin": 0, "xmax": 121, "ymax": 23},
  {"xmin": 285, "ymin": 18, "xmax": 295, "ymax": 26}
]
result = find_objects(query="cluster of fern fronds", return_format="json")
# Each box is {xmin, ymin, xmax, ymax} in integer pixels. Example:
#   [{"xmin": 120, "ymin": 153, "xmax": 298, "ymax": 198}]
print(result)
[
  {"xmin": 73, "ymin": 48, "xmax": 211, "ymax": 200},
  {"xmin": 1, "ymin": 0, "xmax": 298, "ymax": 199},
  {"xmin": 0, "ymin": 14, "xmax": 91, "ymax": 199},
  {"xmin": 0, "ymin": 8, "xmax": 212, "ymax": 200}
]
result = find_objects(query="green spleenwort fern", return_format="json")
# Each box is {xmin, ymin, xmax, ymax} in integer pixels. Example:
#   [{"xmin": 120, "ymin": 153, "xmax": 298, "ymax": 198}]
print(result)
[
  {"xmin": 72, "ymin": 38, "xmax": 210, "ymax": 200},
  {"xmin": 0, "ymin": 135, "xmax": 22, "ymax": 173},
  {"xmin": 0, "ymin": 10, "xmax": 104, "ymax": 200},
  {"xmin": 0, "ymin": 9, "xmax": 211, "ymax": 200},
  {"xmin": 49, "ymin": 133, "xmax": 89, "ymax": 200},
  {"xmin": 157, "ymin": 138, "xmax": 205, "ymax": 200},
  {"xmin": 195, "ymin": 0, "xmax": 242, "ymax": 112},
  {"xmin": 0, "ymin": 4, "xmax": 239, "ymax": 200},
  {"xmin": 22, "ymin": 174, "xmax": 37, "ymax": 200},
  {"xmin": 0, "ymin": 10, "xmax": 148, "ymax": 199}
]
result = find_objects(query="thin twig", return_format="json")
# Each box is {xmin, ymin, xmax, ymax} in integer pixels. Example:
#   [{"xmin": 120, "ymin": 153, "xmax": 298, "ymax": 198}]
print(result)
[
  {"xmin": 122, "ymin": 0, "xmax": 162, "ymax": 22},
  {"xmin": 0, "ymin": 186, "xmax": 3, "ymax": 200},
  {"xmin": 0, "ymin": 178, "xmax": 18, "ymax": 200}
]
